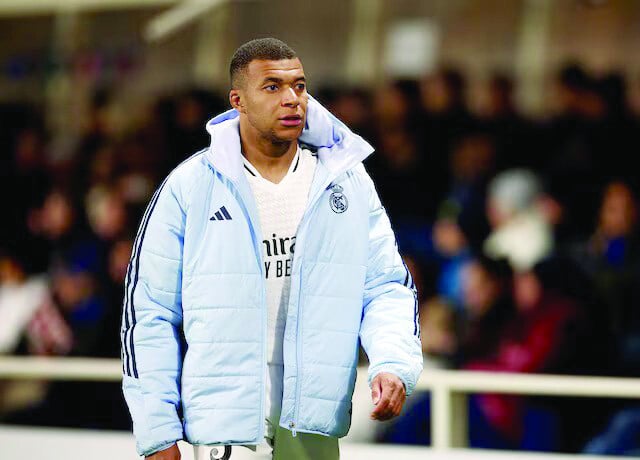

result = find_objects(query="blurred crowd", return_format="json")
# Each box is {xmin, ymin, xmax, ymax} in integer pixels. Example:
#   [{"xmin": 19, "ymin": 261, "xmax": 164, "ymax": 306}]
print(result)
[{"xmin": 1, "ymin": 63, "xmax": 640, "ymax": 454}]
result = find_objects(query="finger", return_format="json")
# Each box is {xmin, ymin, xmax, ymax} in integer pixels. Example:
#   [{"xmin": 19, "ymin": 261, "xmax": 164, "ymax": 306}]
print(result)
[
  {"xmin": 393, "ymin": 389, "xmax": 406, "ymax": 409},
  {"xmin": 387, "ymin": 399, "xmax": 403, "ymax": 418},
  {"xmin": 383, "ymin": 397, "xmax": 401, "ymax": 418},
  {"xmin": 371, "ymin": 377, "xmax": 382, "ymax": 405},
  {"xmin": 372, "ymin": 395, "xmax": 391, "ymax": 414},
  {"xmin": 391, "ymin": 400, "xmax": 403, "ymax": 417},
  {"xmin": 381, "ymin": 387, "xmax": 401, "ymax": 409},
  {"xmin": 378, "ymin": 394, "xmax": 403, "ymax": 420},
  {"xmin": 370, "ymin": 396, "xmax": 391, "ymax": 419}
]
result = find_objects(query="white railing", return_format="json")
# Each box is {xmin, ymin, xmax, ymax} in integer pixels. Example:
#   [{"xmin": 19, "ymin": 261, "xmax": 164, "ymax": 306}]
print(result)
[{"xmin": 1, "ymin": 357, "xmax": 640, "ymax": 451}]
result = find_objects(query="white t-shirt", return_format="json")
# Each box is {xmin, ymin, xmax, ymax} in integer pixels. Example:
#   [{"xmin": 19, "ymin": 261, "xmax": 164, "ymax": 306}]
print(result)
[{"xmin": 243, "ymin": 146, "xmax": 317, "ymax": 442}]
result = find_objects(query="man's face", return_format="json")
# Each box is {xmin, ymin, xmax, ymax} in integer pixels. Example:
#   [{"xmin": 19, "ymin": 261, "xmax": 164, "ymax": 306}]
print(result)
[{"xmin": 231, "ymin": 58, "xmax": 308, "ymax": 144}]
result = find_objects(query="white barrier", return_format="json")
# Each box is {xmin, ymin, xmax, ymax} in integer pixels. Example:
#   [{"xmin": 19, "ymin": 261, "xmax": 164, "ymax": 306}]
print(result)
[
  {"xmin": 417, "ymin": 369, "xmax": 640, "ymax": 449},
  {"xmin": 0, "ymin": 426, "xmax": 625, "ymax": 460},
  {"xmin": 0, "ymin": 425, "xmax": 630, "ymax": 460},
  {"xmin": 1, "ymin": 357, "xmax": 640, "ymax": 453}
]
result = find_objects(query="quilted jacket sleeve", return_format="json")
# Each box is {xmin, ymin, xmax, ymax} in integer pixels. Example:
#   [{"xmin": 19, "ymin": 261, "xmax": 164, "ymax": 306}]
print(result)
[
  {"xmin": 121, "ymin": 174, "xmax": 186, "ymax": 457},
  {"xmin": 357, "ymin": 166, "xmax": 424, "ymax": 396}
]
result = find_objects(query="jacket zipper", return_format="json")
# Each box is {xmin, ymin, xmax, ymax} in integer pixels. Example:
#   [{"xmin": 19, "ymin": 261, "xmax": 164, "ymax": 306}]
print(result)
[{"xmin": 290, "ymin": 175, "xmax": 336, "ymax": 437}]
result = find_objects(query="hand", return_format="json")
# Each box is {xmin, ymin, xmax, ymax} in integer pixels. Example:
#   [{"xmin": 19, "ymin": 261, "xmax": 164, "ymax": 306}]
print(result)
[
  {"xmin": 369, "ymin": 372, "xmax": 406, "ymax": 421},
  {"xmin": 146, "ymin": 444, "xmax": 180, "ymax": 460}
]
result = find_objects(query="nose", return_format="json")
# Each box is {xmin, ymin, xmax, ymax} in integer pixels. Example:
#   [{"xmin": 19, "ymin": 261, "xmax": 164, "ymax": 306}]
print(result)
[{"xmin": 281, "ymin": 86, "xmax": 300, "ymax": 108}]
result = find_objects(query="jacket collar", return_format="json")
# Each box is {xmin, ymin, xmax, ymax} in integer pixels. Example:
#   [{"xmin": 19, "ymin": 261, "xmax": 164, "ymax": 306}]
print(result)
[{"xmin": 203, "ymin": 95, "xmax": 374, "ymax": 183}]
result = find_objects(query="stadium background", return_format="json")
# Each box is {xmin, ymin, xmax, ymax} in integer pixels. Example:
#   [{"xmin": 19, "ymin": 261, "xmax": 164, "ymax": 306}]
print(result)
[{"xmin": 2, "ymin": 0, "xmax": 640, "ymax": 458}]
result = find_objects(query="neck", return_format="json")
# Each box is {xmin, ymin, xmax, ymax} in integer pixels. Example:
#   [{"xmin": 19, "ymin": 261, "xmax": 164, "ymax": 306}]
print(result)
[{"xmin": 239, "ymin": 117, "xmax": 297, "ymax": 184}]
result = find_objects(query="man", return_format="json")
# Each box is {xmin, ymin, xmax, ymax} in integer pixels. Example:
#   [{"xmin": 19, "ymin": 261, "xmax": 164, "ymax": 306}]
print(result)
[{"xmin": 121, "ymin": 38, "xmax": 423, "ymax": 460}]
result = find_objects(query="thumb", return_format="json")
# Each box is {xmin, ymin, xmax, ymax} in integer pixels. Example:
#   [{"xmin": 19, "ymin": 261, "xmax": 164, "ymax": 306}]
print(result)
[{"xmin": 371, "ymin": 378, "xmax": 382, "ymax": 405}]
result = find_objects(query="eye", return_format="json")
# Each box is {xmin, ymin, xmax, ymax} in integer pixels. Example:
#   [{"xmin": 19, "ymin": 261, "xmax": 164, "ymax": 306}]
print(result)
[
  {"xmin": 265, "ymin": 84, "xmax": 278, "ymax": 92},
  {"xmin": 296, "ymin": 83, "xmax": 306, "ymax": 91}
]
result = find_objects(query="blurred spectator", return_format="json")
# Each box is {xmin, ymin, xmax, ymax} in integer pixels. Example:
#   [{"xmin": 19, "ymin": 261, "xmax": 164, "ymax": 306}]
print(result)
[
  {"xmin": 478, "ymin": 74, "xmax": 534, "ymax": 171},
  {"xmin": 47, "ymin": 249, "xmax": 106, "ymax": 356},
  {"xmin": 373, "ymin": 79, "xmax": 422, "ymax": 132},
  {"xmin": 369, "ymin": 81, "xmax": 429, "ymax": 224},
  {"xmin": 454, "ymin": 255, "xmax": 514, "ymax": 367},
  {"xmin": 0, "ymin": 121, "xmax": 51, "ymax": 271},
  {"xmin": 80, "ymin": 88, "xmax": 116, "ymax": 152},
  {"xmin": 330, "ymin": 88, "xmax": 375, "ymax": 141},
  {"xmin": 418, "ymin": 68, "xmax": 476, "ymax": 204},
  {"xmin": 419, "ymin": 296, "xmax": 456, "ymax": 362},
  {"xmin": 420, "ymin": 68, "xmax": 472, "ymax": 125},
  {"xmin": 365, "ymin": 125, "xmax": 431, "ymax": 224},
  {"xmin": 590, "ymin": 73, "xmax": 640, "ymax": 187},
  {"xmin": 161, "ymin": 88, "xmax": 226, "ymax": 172},
  {"xmin": 29, "ymin": 189, "xmax": 76, "ymax": 241},
  {"xmin": 484, "ymin": 169, "xmax": 553, "ymax": 271},
  {"xmin": 438, "ymin": 131, "xmax": 495, "ymax": 248},
  {"xmin": 428, "ymin": 132, "xmax": 494, "ymax": 302},
  {"xmin": 479, "ymin": 74, "xmax": 516, "ymax": 120},
  {"xmin": 535, "ymin": 176, "xmax": 573, "ymax": 247},
  {"xmin": 68, "ymin": 88, "xmax": 118, "ymax": 194},
  {"xmin": 85, "ymin": 186, "xmax": 130, "ymax": 243},
  {"xmin": 540, "ymin": 63, "xmax": 634, "ymax": 238},
  {"xmin": 88, "ymin": 143, "xmax": 119, "ymax": 186},
  {"xmin": 0, "ymin": 249, "xmax": 49, "ymax": 354},
  {"xmin": 432, "ymin": 218, "xmax": 473, "ymax": 307},
  {"xmin": 7, "ymin": 127, "xmax": 51, "ymax": 221},
  {"xmin": 571, "ymin": 181, "xmax": 640, "ymax": 375},
  {"xmin": 465, "ymin": 259, "xmax": 583, "ymax": 373},
  {"xmin": 463, "ymin": 258, "xmax": 584, "ymax": 447},
  {"xmin": 28, "ymin": 187, "xmax": 102, "ymax": 271},
  {"xmin": 421, "ymin": 254, "xmax": 514, "ymax": 365}
]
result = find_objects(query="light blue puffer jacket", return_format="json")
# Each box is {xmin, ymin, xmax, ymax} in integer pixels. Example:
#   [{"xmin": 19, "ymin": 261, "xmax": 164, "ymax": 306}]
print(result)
[{"xmin": 121, "ymin": 97, "xmax": 423, "ymax": 457}]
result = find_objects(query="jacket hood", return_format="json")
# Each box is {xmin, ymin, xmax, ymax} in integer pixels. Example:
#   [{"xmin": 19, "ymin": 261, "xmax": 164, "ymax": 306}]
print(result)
[{"xmin": 204, "ymin": 95, "xmax": 374, "ymax": 182}]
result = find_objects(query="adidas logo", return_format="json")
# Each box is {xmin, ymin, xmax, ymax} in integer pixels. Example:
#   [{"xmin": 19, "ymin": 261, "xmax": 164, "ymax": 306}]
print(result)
[{"xmin": 210, "ymin": 206, "xmax": 232, "ymax": 221}]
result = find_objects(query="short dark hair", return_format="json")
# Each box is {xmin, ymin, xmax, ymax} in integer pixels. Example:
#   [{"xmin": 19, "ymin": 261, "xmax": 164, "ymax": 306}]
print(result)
[{"xmin": 229, "ymin": 38, "xmax": 297, "ymax": 88}]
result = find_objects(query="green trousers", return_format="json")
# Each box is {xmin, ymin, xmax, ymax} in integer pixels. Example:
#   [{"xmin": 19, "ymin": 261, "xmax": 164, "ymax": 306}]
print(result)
[{"xmin": 271, "ymin": 424, "xmax": 340, "ymax": 460}]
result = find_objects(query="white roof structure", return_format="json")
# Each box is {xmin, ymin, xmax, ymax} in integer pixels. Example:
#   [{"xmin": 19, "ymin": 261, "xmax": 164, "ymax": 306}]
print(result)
[
  {"xmin": 0, "ymin": 0, "xmax": 242, "ymax": 43},
  {"xmin": 0, "ymin": 0, "xmax": 178, "ymax": 15}
]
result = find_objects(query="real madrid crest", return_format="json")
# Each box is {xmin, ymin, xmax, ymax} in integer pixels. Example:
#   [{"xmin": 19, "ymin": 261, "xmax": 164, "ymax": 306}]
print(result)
[{"xmin": 329, "ymin": 184, "xmax": 348, "ymax": 214}]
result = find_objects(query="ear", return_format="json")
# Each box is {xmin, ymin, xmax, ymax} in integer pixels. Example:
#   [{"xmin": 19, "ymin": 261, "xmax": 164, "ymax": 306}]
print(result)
[{"xmin": 229, "ymin": 89, "xmax": 245, "ymax": 113}]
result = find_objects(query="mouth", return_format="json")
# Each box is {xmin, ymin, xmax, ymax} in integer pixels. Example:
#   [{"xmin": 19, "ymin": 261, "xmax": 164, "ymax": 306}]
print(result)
[{"xmin": 279, "ymin": 115, "xmax": 303, "ymax": 127}]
